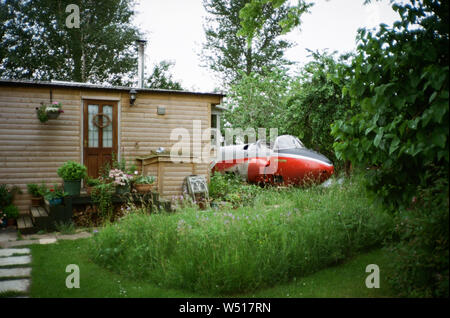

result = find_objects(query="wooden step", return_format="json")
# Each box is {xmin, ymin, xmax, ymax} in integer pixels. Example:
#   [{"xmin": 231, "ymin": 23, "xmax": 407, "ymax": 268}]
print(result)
[
  {"xmin": 17, "ymin": 216, "xmax": 37, "ymax": 235},
  {"xmin": 30, "ymin": 206, "xmax": 50, "ymax": 230},
  {"xmin": 30, "ymin": 206, "xmax": 48, "ymax": 218}
]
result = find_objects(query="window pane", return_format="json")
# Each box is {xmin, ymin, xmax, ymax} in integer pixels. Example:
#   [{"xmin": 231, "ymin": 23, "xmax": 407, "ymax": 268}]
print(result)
[
  {"xmin": 211, "ymin": 114, "xmax": 217, "ymax": 129},
  {"xmin": 88, "ymin": 105, "xmax": 99, "ymax": 147},
  {"xmin": 102, "ymin": 105, "xmax": 113, "ymax": 148}
]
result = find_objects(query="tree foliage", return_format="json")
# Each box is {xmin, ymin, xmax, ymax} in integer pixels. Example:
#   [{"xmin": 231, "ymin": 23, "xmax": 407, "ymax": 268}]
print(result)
[
  {"xmin": 223, "ymin": 67, "xmax": 297, "ymax": 137},
  {"xmin": 285, "ymin": 50, "xmax": 354, "ymax": 164},
  {"xmin": 146, "ymin": 61, "xmax": 183, "ymax": 91},
  {"xmin": 238, "ymin": 0, "xmax": 312, "ymax": 43},
  {"xmin": 331, "ymin": 0, "xmax": 449, "ymax": 210},
  {"xmin": 0, "ymin": 0, "xmax": 141, "ymax": 85},
  {"xmin": 202, "ymin": 0, "xmax": 296, "ymax": 87}
]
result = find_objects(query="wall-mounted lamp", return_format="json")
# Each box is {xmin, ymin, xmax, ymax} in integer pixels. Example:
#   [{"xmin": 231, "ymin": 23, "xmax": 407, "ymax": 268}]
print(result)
[{"xmin": 130, "ymin": 89, "xmax": 137, "ymax": 106}]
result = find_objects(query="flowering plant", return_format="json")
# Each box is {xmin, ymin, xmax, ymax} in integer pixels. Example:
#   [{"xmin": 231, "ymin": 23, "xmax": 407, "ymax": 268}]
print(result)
[
  {"xmin": 37, "ymin": 102, "xmax": 64, "ymax": 123},
  {"xmin": 44, "ymin": 185, "xmax": 67, "ymax": 201},
  {"xmin": 109, "ymin": 169, "xmax": 132, "ymax": 186},
  {"xmin": 45, "ymin": 101, "xmax": 64, "ymax": 113}
]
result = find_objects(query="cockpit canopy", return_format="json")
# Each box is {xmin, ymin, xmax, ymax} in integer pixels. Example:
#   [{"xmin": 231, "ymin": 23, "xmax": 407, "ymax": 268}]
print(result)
[{"xmin": 273, "ymin": 135, "xmax": 305, "ymax": 150}]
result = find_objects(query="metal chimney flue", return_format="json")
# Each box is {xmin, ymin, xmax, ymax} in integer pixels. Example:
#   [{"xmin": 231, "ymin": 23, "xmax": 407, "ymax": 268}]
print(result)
[{"xmin": 136, "ymin": 39, "xmax": 147, "ymax": 89}]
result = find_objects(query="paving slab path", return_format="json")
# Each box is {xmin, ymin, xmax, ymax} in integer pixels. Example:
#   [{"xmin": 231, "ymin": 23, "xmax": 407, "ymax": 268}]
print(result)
[
  {"xmin": 0, "ymin": 248, "xmax": 32, "ymax": 297},
  {"xmin": 0, "ymin": 227, "xmax": 94, "ymax": 297}
]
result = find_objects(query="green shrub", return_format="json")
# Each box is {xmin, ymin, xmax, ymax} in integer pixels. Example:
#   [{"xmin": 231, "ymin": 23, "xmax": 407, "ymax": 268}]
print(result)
[
  {"xmin": 89, "ymin": 175, "xmax": 393, "ymax": 295},
  {"xmin": 386, "ymin": 175, "xmax": 449, "ymax": 297},
  {"xmin": 27, "ymin": 184, "xmax": 41, "ymax": 197},
  {"xmin": 209, "ymin": 172, "xmax": 263, "ymax": 208},
  {"xmin": 4, "ymin": 204, "xmax": 19, "ymax": 219},
  {"xmin": 85, "ymin": 177, "xmax": 101, "ymax": 187},
  {"xmin": 57, "ymin": 161, "xmax": 87, "ymax": 181},
  {"xmin": 0, "ymin": 184, "xmax": 21, "ymax": 209}
]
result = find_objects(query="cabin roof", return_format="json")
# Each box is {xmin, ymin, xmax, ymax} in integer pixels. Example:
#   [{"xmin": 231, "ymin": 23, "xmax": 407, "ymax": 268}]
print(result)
[{"xmin": 0, "ymin": 78, "xmax": 225, "ymax": 99}]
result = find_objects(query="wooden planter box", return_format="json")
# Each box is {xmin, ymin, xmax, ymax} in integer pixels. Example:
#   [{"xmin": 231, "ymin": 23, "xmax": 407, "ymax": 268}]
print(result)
[{"xmin": 136, "ymin": 154, "xmax": 207, "ymax": 200}]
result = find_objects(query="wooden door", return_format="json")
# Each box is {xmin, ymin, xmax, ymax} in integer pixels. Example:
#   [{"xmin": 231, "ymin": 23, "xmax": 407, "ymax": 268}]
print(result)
[{"xmin": 83, "ymin": 100, "xmax": 118, "ymax": 178}]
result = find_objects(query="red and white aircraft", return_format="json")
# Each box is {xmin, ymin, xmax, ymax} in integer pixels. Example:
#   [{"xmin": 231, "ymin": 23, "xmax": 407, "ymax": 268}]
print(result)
[{"xmin": 211, "ymin": 135, "xmax": 334, "ymax": 186}]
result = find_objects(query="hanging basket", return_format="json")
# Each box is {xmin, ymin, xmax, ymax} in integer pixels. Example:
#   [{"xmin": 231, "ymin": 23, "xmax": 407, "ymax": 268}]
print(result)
[{"xmin": 46, "ymin": 111, "xmax": 61, "ymax": 119}]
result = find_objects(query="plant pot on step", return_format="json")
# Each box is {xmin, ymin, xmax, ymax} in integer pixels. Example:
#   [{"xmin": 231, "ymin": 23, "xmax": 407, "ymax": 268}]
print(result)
[
  {"xmin": 134, "ymin": 183, "xmax": 154, "ymax": 193},
  {"xmin": 48, "ymin": 198, "xmax": 63, "ymax": 206},
  {"xmin": 7, "ymin": 218, "xmax": 16, "ymax": 227},
  {"xmin": 31, "ymin": 196, "xmax": 42, "ymax": 207},
  {"xmin": 63, "ymin": 180, "xmax": 81, "ymax": 196}
]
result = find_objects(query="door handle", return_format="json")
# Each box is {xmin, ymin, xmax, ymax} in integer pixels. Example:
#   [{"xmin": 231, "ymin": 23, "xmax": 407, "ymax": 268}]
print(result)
[{"xmin": 84, "ymin": 140, "xmax": 88, "ymax": 148}]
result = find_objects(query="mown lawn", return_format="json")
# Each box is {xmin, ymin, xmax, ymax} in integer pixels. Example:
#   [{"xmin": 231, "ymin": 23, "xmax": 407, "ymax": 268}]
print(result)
[{"xmin": 29, "ymin": 238, "xmax": 397, "ymax": 298}]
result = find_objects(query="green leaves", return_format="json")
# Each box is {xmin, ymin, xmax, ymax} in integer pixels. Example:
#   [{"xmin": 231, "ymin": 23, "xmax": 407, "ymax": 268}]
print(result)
[{"xmin": 330, "ymin": 0, "xmax": 449, "ymax": 210}]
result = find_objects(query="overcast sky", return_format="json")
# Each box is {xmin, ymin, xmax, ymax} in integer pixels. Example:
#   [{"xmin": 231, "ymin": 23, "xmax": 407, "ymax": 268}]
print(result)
[{"xmin": 133, "ymin": 0, "xmax": 400, "ymax": 93}]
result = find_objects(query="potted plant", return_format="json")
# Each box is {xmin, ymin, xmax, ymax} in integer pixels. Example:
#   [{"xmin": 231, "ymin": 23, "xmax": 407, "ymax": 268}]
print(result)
[
  {"xmin": 3, "ymin": 204, "xmax": 19, "ymax": 227},
  {"xmin": 109, "ymin": 169, "xmax": 132, "ymax": 195},
  {"xmin": 27, "ymin": 183, "xmax": 42, "ymax": 206},
  {"xmin": 57, "ymin": 161, "xmax": 87, "ymax": 196},
  {"xmin": 44, "ymin": 185, "xmax": 68, "ymax": 206},
  {"xmin": 85, "ymin": 177, "xmax": 101, "ymax": 195},
  {"xmin": 36, "ymin": 102, "xmax": 64, "ymax": 123},
  {"xmin": 134, "ymin": 175, "xmax": 156, "ymax": 193}
]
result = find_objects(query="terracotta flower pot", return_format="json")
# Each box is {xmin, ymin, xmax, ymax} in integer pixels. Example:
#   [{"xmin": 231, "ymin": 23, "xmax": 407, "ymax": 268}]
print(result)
[
  {"xmin": 134, "ymin": 183, "xmax": 154, "ymax": 193},
  {"xmin": 7, "ymin": 218, "xmax": 16, "ymax": 227},
  {"xmin": 31, "ymin": 196, "xmax": 42, "ymax": 207}
]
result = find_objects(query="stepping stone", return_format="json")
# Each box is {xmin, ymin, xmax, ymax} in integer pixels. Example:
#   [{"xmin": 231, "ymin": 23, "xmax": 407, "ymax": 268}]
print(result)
[
  {"xmin": 0, "ymin": 256, "xmax": 31, "ymax": 267},
  {"xmin": 39, "ymin": 238, "xmax": 57, "ymax": 245},
  {"xmin": 0, "ymin": 240, "xmax": 38, "ymax": 248},
  {"xmin": 0, "ymin": 279, "xmax": 30, "ymax": 293},
  {"xmin": 0, "ymin": 248, "xmax": 30, "ymax": 257},
  {"xmin": 56, "ymin": 232, "xmax": 92, "ymax": 241},
  {"xmin": 0, "ymin": 268, "xmax": 31, "ymax": 278}
]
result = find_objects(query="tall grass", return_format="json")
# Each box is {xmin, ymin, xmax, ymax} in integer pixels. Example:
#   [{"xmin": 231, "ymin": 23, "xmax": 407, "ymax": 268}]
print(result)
[{"xmin": 88, "ymin": 175, "xmax": 393, "ymax": 295}]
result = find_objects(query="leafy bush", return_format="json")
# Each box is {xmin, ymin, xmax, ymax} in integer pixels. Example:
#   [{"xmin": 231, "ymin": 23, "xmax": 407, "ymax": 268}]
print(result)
[
  {"xmin": 209, "ymin": 172, "xmax": 263, "ymax": 208},
  {"xmin": 57, "ymin": 161, "xmax": 87, "ymax": 181},
  {"xmin": 386, "ymin": 171, "xmax": 449, "ymax": 297},
  {"xmin": 85, "ymin": 177, "xmax": 101, "ymax": 187},
  {"xmin": 89, "ymin": 175, "xmax": 393, "ymax": 295},
  {"xmin": 0, "ymin": 184, "xmax": 21, "ymax": 208},
  {"xmin": 91, "ymin": 182, "xmax": 115, "ymax": 217},
  {"xmin": 27, "ymin": 184, "xmax": 41, "ymax": 197},
  {"xmin": 4, "ymin": 204, "xmax": 19, "ymax": 219},
  {"xmin": 331, "ymin": 0, "xmax": 449, "ymax": 210}
]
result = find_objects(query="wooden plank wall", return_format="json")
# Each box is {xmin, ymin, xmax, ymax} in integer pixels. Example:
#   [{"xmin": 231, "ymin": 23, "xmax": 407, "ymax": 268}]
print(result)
[
  {"xmin": 0, "ymin": 86, "xmax": 83, "ymax": 214},
  {"xmin": 0, "ymin": 85, "xmax": 220, "ymax": 212}
]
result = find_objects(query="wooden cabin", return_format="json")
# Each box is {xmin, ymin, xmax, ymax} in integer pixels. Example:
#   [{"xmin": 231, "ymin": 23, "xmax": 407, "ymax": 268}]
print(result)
[{"xmin": 0, "ymin": 79, "xmax": 224, "ymax": 214}]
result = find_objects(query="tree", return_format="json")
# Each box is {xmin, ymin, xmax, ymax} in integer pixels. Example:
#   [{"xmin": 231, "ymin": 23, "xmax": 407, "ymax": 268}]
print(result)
[
  {"xmin": 146, "ymin": 61, "xmax": 183, "ymax": 90},
  {"xmin": 238, "ymin": 0, "xmax": 312, "ymax": 44},
  {"xmin": 202, "ymin": 0, "xmax": 305, "ymax": 87},
  {"xmin": 223, "ymin": 67, "xmax": 298, "ymax": 137},
  {"xmin": 0, "ymin": 0, "xmax": 141, "ymax": 85},
  {"xmin": 285, "ymin": 50, "xmax": 354, "ymax": 167}
]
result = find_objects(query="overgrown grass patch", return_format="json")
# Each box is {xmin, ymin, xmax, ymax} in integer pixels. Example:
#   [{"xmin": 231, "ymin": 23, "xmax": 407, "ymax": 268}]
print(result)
[{"xmin": 89, "ymin": 175, "xmax": 393, "ymax": 295}]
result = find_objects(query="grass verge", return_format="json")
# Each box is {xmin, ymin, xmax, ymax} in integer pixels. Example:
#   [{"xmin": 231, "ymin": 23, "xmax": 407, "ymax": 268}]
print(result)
[
  {"xmin": 29, "ymin": 238, "xmax": 397, "ymax": 297},
  {"xmin": 88, "ymin": 175, "xmax": 393, "ymax": 295}
]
